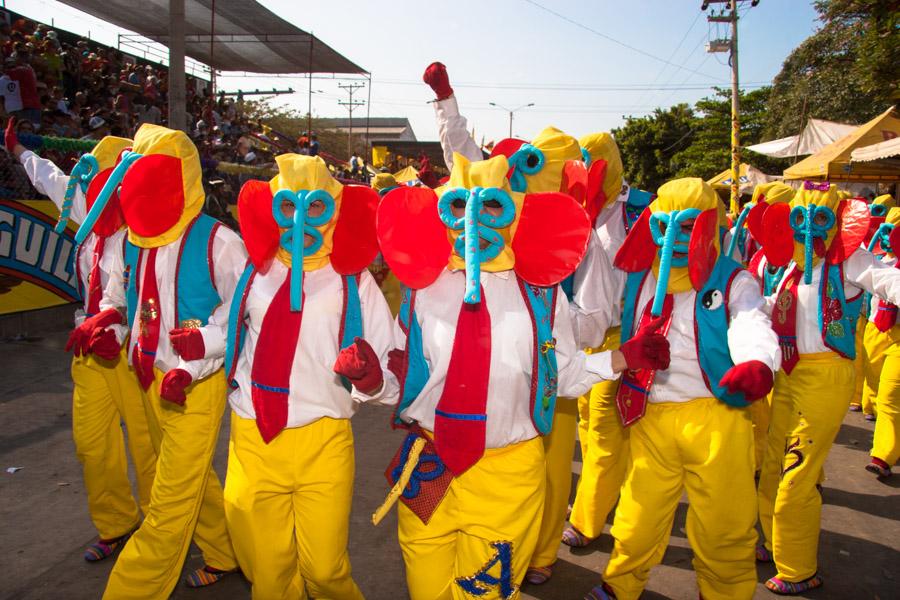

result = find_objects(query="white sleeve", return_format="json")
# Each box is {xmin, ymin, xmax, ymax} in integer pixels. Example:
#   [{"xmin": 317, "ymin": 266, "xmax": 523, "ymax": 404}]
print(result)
[
  {"xmin": 726, "ymin": 271, "xmax": 781, "ymax": 371},
  {"xmin": 844, "ymin": 248, "xmax": 900, "ymax": 306},
  {"xmin": 186, "ymin": 227, "xmax": 248, "ymax": 380},
  {"xmin": 570, "ymin": 233, "xmax": 617, "ymax": 349},
  {"xmin": 349, "ymin": 270, "xmax": 401, "ymax": 405},
  {"xmin": 98, "ymin": 239, "xmax": 129, "ymax": 345},
  {"xmin": 555, "ymin": 288, "xmax": 619, "ymax": 398},
  {"xmin": 19, "ymin": 150, "xmax": 87, "ymax": 223},
  {"xmin": 434, "ymin": 96, "xmax": 482, "ymax": 171}
]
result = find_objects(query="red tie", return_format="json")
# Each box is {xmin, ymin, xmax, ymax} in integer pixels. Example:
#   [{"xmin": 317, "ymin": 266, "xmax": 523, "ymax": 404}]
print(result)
[
  {"xmin": 433, "ymin": 288, "xmax": 491, "ymax": 475},
  {"xmin": 132, "ymin": 248, "xmax": 160, "ymax": 390},
  {"xmin": 85, "ymin": 236, "xmax": 105, "ymax": 316},
  {"xmin": 250, "ymin": 274, "xmax": 303, "ymax": 443},
  {"xmin": 616, "ymin": 294, "xmax": 674, "ymax": 427},
  {"xmin": 771, "ymin": 268, "xmax": 802, "ymax": 374}
]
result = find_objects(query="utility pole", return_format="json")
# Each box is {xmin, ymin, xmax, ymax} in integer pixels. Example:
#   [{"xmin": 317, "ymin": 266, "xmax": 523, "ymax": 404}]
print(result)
[
  {"xmin": 704, "ymin": 0, "xmax": 758, "ymax": 215},
  {"xmin": 489, "ymin": 102, "xmax": 535, "ymax": 138},
  {"xmin": 338, "ymin": 83, "xmax": 366, "ymax": 161}
]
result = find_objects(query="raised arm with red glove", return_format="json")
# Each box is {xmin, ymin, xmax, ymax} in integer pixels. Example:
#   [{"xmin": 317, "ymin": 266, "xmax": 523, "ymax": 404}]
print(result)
[
  {"xmin": 718, "ymin": 360, "xmax": 773, "ymax": 402},
  {"xmin": 65, "ymin": 308, "xmax": 124, "ymax": 357},
  {"xmin": 333, "ymin": 337, "xmax": 384, "ymax": 396},
  {"xmin": 616, "ymin": 317, "xmax": 671, "ymax": 372},
  {"xmin": 169, "ymin": 327, "xmax": 205, "ymax": 361},
  {"xmin": 423, "ymin": 62, "xmax": 454, "ymax": 101},
  {"xmin": 5, "ymin": 117, "xmax": 25, "ymax": 158}
]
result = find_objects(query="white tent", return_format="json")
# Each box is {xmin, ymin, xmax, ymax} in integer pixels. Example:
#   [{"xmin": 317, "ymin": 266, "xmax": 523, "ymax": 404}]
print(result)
[
  {"xmin": 746, "ymin": 118, "xmax": 857, "ymax": 159},
  {"xmin": 851, "ymin": 137, "xmax": 900, "ymax": 163}
]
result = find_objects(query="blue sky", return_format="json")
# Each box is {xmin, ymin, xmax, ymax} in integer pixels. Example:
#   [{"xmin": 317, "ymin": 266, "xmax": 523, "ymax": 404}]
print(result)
[{"xmin": 13, "ymin": 0, "xmax": 820, "ymax": 143}]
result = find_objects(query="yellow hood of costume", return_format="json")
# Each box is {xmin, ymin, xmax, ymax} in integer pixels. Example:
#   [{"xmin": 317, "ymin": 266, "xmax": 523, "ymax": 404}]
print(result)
[
  {"xmin": 886, "ymin": 206, "xmax": 900, "ymax": 227},
  {"xmin": 874, "ymin": 194, "xmax": 896, "ymax": 210},
  {"xmin": 270, "ymin": 154, "xmax": 344, "ymax": 271},
  {"xmin": 751, "ymin": 181, "xmax": 794, "ymax": 206},
  {"xmin": 90, "ymin": 136, "xmax": 133, "ymax": 171},
  {"xmin": 127, "ymin": 124, "xmax": 205, "ymax": 248},
  {"xmin": 579, "ymin": 131, "xmax": 624, "ymax": 207},
  {"xmin": 520, "ymin": 126, "xmax": 582, "ymax": 194},
  {"xmin": 438, "ymin": 152, "xmax": 523, "ymax": 273}
]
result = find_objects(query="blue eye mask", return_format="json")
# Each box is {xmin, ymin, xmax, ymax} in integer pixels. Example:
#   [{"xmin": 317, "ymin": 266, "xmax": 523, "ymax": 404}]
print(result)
[
  {"xmin": 870, "ymin": 203, "xmax": 888, "ymax": 218},
  {"xmin": 506, "ymin": 144, "xmax": 545, "ymax": 193},
  {"xmin": 648, "ymin": 208, "xmax": 701, "ymax": 316},
  {"xmin": 869, "ymin": 222, "xmax": 895, "ymax": 254},
  {"xmin": 437, "ymin": 186, "xmax": 516, "ymax": 304},
  {"xmin": 789, "ymin": 203, "xmax": 836, "ymax": 284},
  {"xmin": 272, "ymin": 188, "xmax": 336, "ymax": 312},
  {"xmin": 57, "ymin": 153, "xmax": 99, "ymax": 234}
]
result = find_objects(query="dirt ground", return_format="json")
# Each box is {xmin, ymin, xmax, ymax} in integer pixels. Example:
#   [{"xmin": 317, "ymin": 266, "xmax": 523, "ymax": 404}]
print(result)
[{"xmin": 2, "ymin": 330, "xmax": 898, "ymax": 600}]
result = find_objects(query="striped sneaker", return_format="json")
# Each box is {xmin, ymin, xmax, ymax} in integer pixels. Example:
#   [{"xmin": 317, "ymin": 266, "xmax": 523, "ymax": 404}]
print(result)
[
  {"xmin": 184, "ymin": 565, "xmax": 236, "ymax": 588},
  {"xmin": 866, "ymin": 457, "xmax": 892, "ymax": 478},
  {"xmin": 765, "ymin": 573, "xmax": 823, "ymax": 595},
  {"xmin": 83, "ymin": 532, "xmax": 132, "ymax": 562}
]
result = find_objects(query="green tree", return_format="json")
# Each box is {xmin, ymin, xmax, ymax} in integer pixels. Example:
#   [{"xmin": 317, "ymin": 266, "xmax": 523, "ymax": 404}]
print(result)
[
  {"xmin": 240, "ymin": 98, "xmax": 350, "ymax": 158},
  {"xmin": 612, "ymin": 103, "xmax": 695, "ymax": 192},
  {"xmin": 763, "ymin": 0, "xmax": 898, "ymax": 139}
]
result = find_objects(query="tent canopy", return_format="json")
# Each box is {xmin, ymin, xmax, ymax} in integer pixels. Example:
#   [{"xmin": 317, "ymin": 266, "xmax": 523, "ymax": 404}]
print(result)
[
  {"xmin": 707, "ymin": 163, "xmax": 779, "ymax": 194},
  {"xmin": 57, "ymin": 0, "xmax": 366, "ymax": 74},
  {"xmin": 746, "ymin": 118, "xmax": 857, "ymax": 159},
  {"xmin": 784, "ymin": 107, "xmax": 900, "ymax": 182},
  {"xmin": 851, "ymin": 137, "xmax": 900, "ymax": 163}
]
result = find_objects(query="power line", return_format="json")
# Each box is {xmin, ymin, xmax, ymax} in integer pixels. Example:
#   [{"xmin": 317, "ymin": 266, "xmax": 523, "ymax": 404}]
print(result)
[
  {"xmin": 520, "ymin": 0, "xmax": 725, "ymax": 82},
  {"xmin": 371, "ymin": 79, "xmax": 769, "ymax": 92}
]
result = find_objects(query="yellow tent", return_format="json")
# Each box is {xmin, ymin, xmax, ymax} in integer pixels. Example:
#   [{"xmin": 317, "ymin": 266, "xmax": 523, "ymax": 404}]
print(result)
[
  {"xmin": 392, "ymin": 165, "xmax": 420, "ymax": 183},
  {"xmin": 783, "ymin": 106, "xmax": 900, "ymax": 182},
  {"xmin": 707, "ymin": 163, "xmax": 779, "ymax": 214}
]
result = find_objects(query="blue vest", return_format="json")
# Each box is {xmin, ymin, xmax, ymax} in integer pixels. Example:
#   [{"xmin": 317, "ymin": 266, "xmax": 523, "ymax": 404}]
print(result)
[
  {"xmin": 224, "ymin": 265, "xmax": 363, "ymax": 390},
  {"xmin": 124, "ymin": 214, "xmax": 220, "ymax": 329},
  {"xmin": 393, "ymin": 276, "xmax": 559, "ymax": 434},
  {"xmin": 818, "ymin": 261, "xmax": 863, "ymax": 359},
  {"xmin": 621, "ymin": 256, "xmax": 751, "ymax": 407}
]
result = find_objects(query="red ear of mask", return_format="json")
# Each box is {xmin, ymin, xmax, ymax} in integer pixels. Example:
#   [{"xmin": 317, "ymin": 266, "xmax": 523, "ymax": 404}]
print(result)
[
  {"xmin": 614, "ymin": 208, "xmax": 656, "ymax": 272},
  {"xmin": 376, "ymin": 186, "xmax": 450, "ymax": 289},
  {"xmin": 586, "ymin": 158, "xmax": 609, "ymax": 222},
  {"xmin": 511, "ymin": 192, "xmax": 591, "ymax": 286},
  {"xmin": 866, "ymin": 215, "xmax": 886, "ymax": 246},
  {"xmin": 237, "ymin": 179, "xmax": 279, "ymax": 270},
  {"xmin": 489, "ymin": 138, "xmax": 527, "ymax": 160},
  {"xmin": 119, "ymin": 154, "xmax": 185, "ymax": 238},
  {"xmin": 561, "ymin": 160, "xmax": 587, "ymax": 207},
  {"xmin": 688, "ymin": 209, "xmax": 719, "ymax": 290},
  {"xmin": 759, "ymin": 202, "xmax": 794, "ymax": 267},
  {"xmin": 828, "ymin": 198, "xmax": 870, "ymax": 264},
  {"xmin": 748, "ymin": 247, "xmax": 766, "ymax": 279},
  {"xmin": 332, "ymin": 185, "xmax": 379, "ymax": 275},
  {"xmin": 889, "ymin": 227, "xmax": 900, "ymax": 257},
  {"xmin": 85, "ymin": 167, "xmax": 125, "ymax": 237},
  {"xmin": 746, "ymin": 200, "xmax": 770, "ymax": 242}
]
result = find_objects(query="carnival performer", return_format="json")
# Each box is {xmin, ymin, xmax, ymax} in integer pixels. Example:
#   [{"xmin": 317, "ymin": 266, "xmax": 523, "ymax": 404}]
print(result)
[
  {"xmin": 752, "ymin": 182, "xmax": 900, "ymax": 594},
  {"xmin": 724, "ymin": 181, "xmax": 795, "ymax": 264},
  {"xmin": 5, "ymin": 119, "xmax": 157, "ymax": 562},
  {"xmin": 861, "ymin": 206, "xmax": 900, "ymax": 477},
  {"xmin": 586, "ymin": 177, "xmax": 781, "ymax": 600},
  {"xmin": 374, "ymin": 152, "xmax": 669, "ymax": 599},
  {"xmin": 73, "ymin": 124, "xmax": 242, "ymax": 598},
  {"xmin": 561, "ymin": 133, "xmax": 653, "ymax": 558},
  {"xmin": 222, "ymin": 154, "xmax": 397, "ymax": 599}
]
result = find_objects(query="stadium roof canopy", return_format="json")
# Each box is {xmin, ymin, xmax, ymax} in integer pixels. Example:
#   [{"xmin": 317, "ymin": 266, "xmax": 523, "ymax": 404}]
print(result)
[{"xmin": 57, "ymin": 0, "xmax": 366, "ymax": 74}]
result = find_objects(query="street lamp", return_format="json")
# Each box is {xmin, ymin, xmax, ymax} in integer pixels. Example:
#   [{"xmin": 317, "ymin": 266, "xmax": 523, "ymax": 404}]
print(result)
[{"xmin": 489, "ymin": 102, "xmax": 535, "ymax": 138}]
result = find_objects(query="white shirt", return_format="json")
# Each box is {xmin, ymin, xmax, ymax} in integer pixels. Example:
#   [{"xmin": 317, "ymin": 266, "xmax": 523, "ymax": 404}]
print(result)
[
  {"xmin": 0, "ymin": 75, "xmax": 22, "ymax": 113},
  {"xmin": 592, "ymin": 185, "xmax": 632, "ymax": 330},
  {"xmin": 19, "ymin": 150, "xmax": 128, "ymax": 334},
  {"xmin": 101, "ymin": 221, "xmax": 247, "ymax": 381},
  {"xmin": 570, "ymin": 231, "xmax": 617, "ymax": 349},
  {"xmin": 390, "ymin": 269, "xmax": 617, "ymax": 448},
  {"xmin": 766, "ymin": 249, "xmax": 900, "ymax": 354},
  {"xmin": 868, "ymin": 255, "xmax": 898, "ymax": 323},
  {"xmin": 229, "ymin": 261, "xmax": 399, "ymax": 428},
  {"xmin": 630, "ymin": 269, "xmax": 781, "ymax": 403},
  {"xmin": 434, "ymin": 96, "xmax": 483, "ymax": 171}
]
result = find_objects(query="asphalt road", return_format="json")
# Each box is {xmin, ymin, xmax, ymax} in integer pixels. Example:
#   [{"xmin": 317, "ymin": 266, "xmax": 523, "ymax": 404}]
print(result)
[{"xmin": 1, "ymin": 330, "xmax": 898, "ymax": 600}]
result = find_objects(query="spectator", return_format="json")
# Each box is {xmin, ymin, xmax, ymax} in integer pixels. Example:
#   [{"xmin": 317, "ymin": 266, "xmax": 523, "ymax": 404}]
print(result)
[
  {"xmin": 6, "ymin": 51, "xmax": 41, "ymax": 127},
  {"xmin": 80, "ymin": 115, "xmax": 108, "ymax": 140},
  {"xmin": 309, "ymin": 132, "xmax": 319, "ymax": 156},
  {"xmin": 134, "ymin": 95, "xmax": 162, "ymax": 126}
]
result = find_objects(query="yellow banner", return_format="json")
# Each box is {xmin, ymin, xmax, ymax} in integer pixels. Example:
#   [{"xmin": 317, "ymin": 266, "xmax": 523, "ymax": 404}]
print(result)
[{"xmin": 0, "ymin": 199, "xmax": 79, "ymax": 315}]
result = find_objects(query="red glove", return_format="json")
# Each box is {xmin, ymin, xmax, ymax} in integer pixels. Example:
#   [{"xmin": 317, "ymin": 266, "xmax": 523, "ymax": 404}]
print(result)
[
  {"xmin": 619, "ymin": 317, "xmax": 670, "ymax": 371},
  {"xmin": 5, "ymin": 117, "xmax": 17, "ymax": 153},
  {"xmin": 65, "ymin": 308, "xmax": 123, "ymax": 357},
  {"xmin": 169, "ymin": 327, "xmax": 205, "ymax": 361},
  {"xmin": 160, "ymin": 369, "xmax": 193, "ymax": 406},
  {"xmin": 88, "ymin": 327, "xmax": 122, "ymax": 361},
  {"xmin": 718, "ymin": 360, "xmax": 773, "ymax": 402},
  {"xmin": 333, "ymin": 337, "xmax": 384, "ymax": 395},
  {"xmin": 422, "ymin": 62, "xmax": 453, "ymax": 101},
  {"xmin": 387, "ymin": 348, "xmax": 405, "ymax": 381}
]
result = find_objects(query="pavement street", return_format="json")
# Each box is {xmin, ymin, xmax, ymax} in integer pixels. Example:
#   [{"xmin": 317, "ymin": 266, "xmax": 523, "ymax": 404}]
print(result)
[{"xmin": 1, "ymin": 329, "xmax": 898, "ymax": 600}]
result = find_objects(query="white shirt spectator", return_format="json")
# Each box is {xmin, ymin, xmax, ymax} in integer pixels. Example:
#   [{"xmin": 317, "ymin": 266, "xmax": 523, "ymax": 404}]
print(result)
[{"xmin": 0, "ymin": 75, "xmax": 23, "ymax": 113}]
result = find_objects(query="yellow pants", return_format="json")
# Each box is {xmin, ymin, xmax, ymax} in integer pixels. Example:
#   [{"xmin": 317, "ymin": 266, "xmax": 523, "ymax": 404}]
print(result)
[
  {"xmin": 872, "ymin": 345, "xmax": 900, "ymax": 465},
  {"xmin": 399, "ymin": 435, "xmax": 545, "ymax": 600},
  {"xmin": 224, "ymin": 414, "xmax": 363, "ymax": 600},
  {"xmin": 750, "ymin": 391, "xmax": 773, "ymax": 472},
  {"xmin": 569, "ymin": 378, "xmax": 629, "ymax": 540},
  {"xmin": 757, "ymin": 352, "xmax": 854, "ymax": 582},
  {"xmin": 71, "ymin": 347, "xmax": 156, "ymax": 540},
  {"xmin": 603, "ymin": 398, "xmax": 757, "ymax": 600},
  {"xmin": 861, "ymin": 321, "xmax": 894, "ymax": 415},
  {"xmin": 530, "ymin": 396, "xmax": 578, "ymax": 568},
  {"xmin": 103, "ymin": 369, "xmax": 236, "ymax": 600},
  {"xmin": 851, "ymin": 315, "xmax": 865, "ymax": 407}
]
